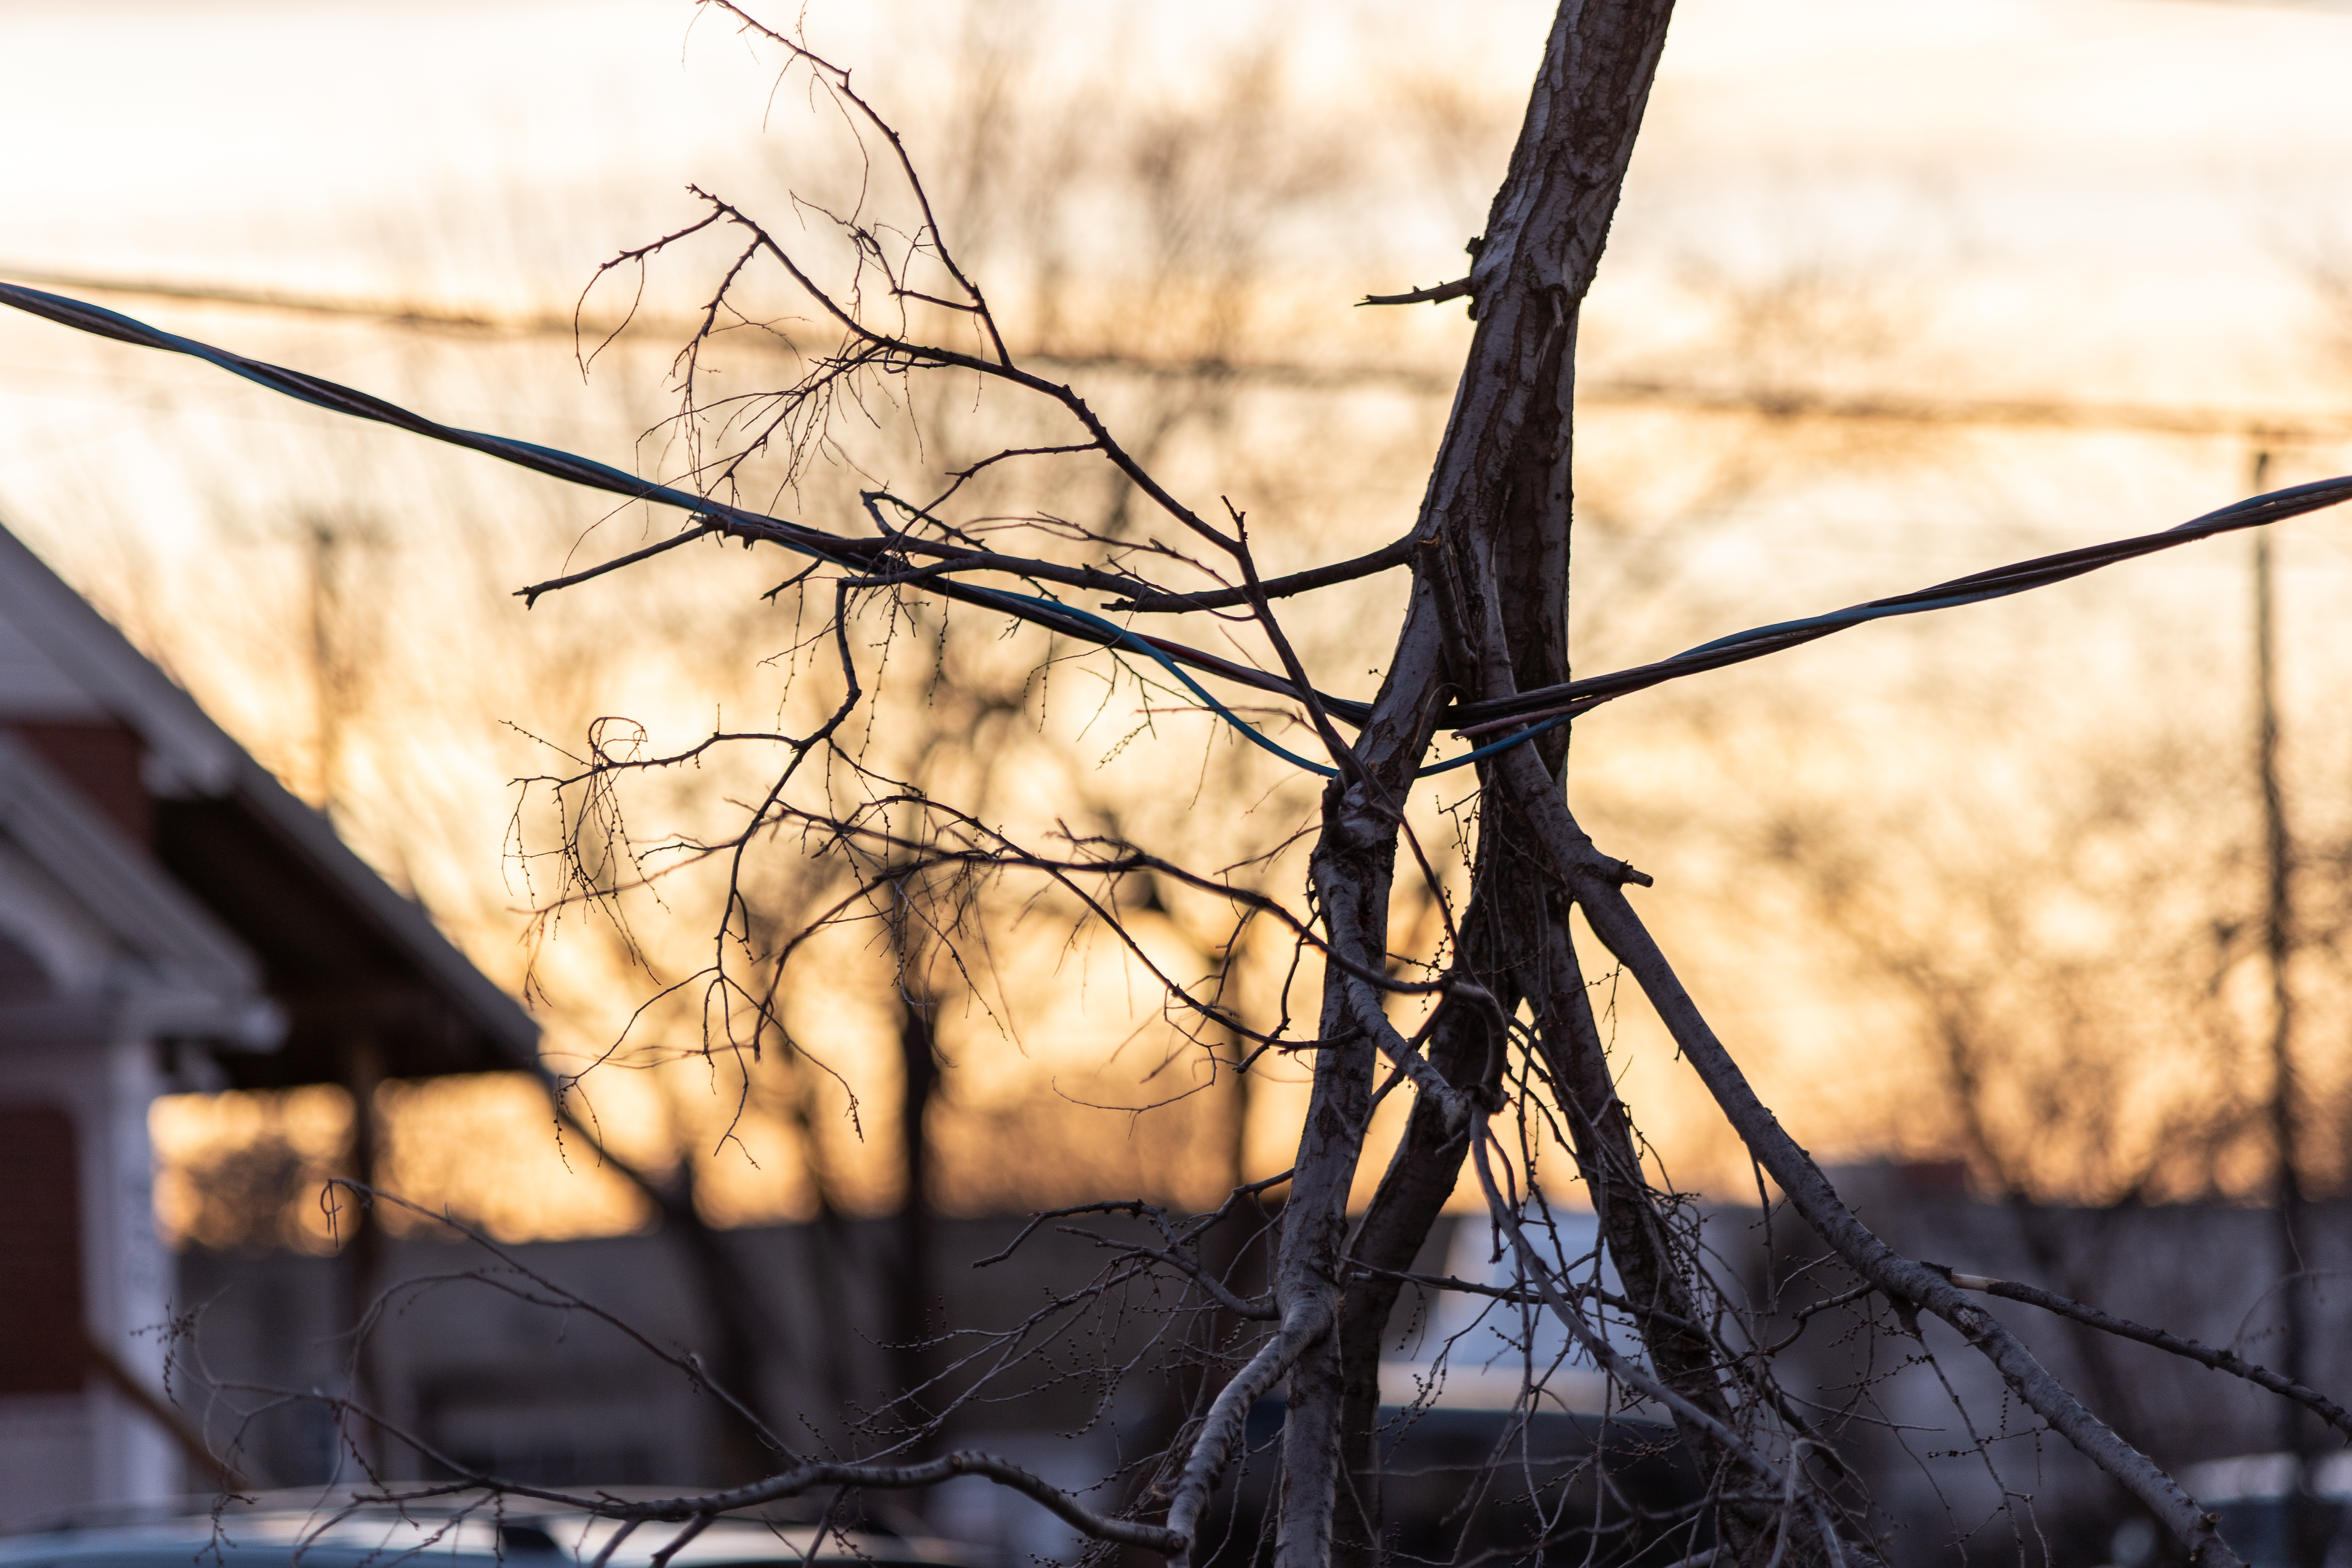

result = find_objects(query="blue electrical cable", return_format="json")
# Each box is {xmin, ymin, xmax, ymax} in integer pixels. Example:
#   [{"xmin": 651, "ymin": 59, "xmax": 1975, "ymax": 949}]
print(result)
[
  {"xmin": 944, "ymin": 583, "xmax": 1346, "ymax": 776},
  {"xmin": 955, "ymin": 585, "xmax": 1573, "ymax": 779},
  {"xmin": 1675, "ymin": 590, "xmax": 2002, "ymax": 659},
  {"xmin": 0, "ymin": 282, "xmax": 808, "ymax": 538},
  {"xmin": 1448, "ymin": 471, "xmax": 2352, "ymax": 736},
  {"xmin": 0, "ymin": 279, "xmax": 1363, "ymax": 777},
  {"xmin": 8, "ymin": 279, "xmax": 2351, "ymax": 786}
]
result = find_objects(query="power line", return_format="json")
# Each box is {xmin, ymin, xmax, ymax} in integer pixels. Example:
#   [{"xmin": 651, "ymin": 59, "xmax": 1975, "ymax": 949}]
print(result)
[
  {"xmin": 0, "ymin": 265, "xmax": 546, "ymax": 334},
  {"xmin": 5, "ymin": 278, "xmax": 2351, "ymax": 782},
  {"xmin": 9, "ymin": 262, "xmax": 2350, "ymax": 442}
]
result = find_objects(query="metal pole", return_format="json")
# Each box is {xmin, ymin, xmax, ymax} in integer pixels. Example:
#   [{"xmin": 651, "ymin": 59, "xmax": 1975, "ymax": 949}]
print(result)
[{"xmin": 2253, "ymin": 449, "xmax": 2310, "ymax": 1474}]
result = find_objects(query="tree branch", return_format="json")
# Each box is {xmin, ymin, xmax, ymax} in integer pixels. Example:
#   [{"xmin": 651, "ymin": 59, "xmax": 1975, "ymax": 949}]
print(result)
[
  {"xmin": 1358, "ymin": 277, "xmax": 1474, "ymax": 307},
  {"xmin": 1058, "ymin": 1226, "xmax": 1277, "ymax": 1320},
  {"xmin": 1102, "ymin": 531, "xmax": 1422, "ymax": 615},
  {"xmin": 517, "ymin": 521, "xmax": 720, "ymax": 606},
  {"xmin": 1344, "ymin": 1262, "xmax": 1704, "ymax": 1338},
  {"xmin": 384, "ymin": 1454, "xmax": 1184, "ymax": 1557},
  {"xmin": 1491, "ymin": 741, "xmax": 2245, "ymax": 1568},
  {"xmin": 1165, "ymin": 1302, "xmax": 1334, "ymax": 1568},
  {"xmin": 1935, "ymin": 1265, "xmax": 2352, "ymax": 1441},
  {"xmin": 1469, "ymin": 1130, "xmax": 1788, "ymax": 1488}
]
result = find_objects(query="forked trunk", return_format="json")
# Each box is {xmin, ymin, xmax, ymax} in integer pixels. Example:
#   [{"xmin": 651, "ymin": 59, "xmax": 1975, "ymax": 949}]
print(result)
[{"xmin": 1276, "ymin": 4, "xmax": 1681, "ymax": 1564}]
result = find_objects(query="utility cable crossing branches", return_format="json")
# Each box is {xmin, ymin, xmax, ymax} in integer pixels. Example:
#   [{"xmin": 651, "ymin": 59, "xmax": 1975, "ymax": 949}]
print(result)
[
  {"xmin": 0, "ymin": 6, "xmax": 2317, "ymax": 1556},
  {"xmin": 6, "ymin": 279, "xmax": 2350, "ymax": 780}
]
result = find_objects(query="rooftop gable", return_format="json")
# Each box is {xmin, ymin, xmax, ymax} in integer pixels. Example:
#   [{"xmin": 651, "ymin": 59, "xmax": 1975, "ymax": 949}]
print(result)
[{"xmin": 0, "ymin": 522, "xmax": 536, "ymax": 1080}]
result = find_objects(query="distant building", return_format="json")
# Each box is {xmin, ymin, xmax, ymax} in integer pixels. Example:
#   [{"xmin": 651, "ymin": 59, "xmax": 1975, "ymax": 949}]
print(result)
[{"xmin": 0, "ymin": 523, "xmax": 535, "ymax": 1526}]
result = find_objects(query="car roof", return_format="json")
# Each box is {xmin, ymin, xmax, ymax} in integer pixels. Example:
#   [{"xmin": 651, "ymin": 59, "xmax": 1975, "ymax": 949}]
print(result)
[{"xmin": 0, "ymin": 1508, "xmax": 971, "ymax": 1568}]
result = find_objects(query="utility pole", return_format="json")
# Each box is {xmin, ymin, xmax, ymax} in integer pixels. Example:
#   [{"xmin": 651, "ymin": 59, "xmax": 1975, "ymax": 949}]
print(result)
[
  {"xmin": 887, "ymin": 876, "xmax": 940, "ymax": 1446},
  {"xmin": 2253, "ymin": 448, "xmax": 2312, "ymax": 1482}
]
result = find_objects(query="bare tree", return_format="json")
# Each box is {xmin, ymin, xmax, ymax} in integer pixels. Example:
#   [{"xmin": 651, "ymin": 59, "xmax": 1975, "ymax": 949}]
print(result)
[
  {"xmin": 482, "ymin": 5, "xmax": 2296, "ymax": 1563},
  {"xmin": 25, "ymin": 4, "xmax": 2352, "ymax": 1566}
]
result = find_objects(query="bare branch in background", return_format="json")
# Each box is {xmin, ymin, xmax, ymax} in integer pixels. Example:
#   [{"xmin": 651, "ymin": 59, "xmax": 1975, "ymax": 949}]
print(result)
[{"xmin": 37, "ymin": 4, "xmax": 2352, "ymax": 1566}]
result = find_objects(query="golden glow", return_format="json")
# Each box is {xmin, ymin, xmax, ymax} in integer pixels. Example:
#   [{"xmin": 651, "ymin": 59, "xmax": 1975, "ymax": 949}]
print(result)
[{"xmin": 47, "ymin": 2, "xmax": 2352, "ymax": 1240}]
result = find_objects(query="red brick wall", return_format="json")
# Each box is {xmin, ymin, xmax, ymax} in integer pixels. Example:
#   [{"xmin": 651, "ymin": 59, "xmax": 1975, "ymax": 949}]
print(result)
[
  {"xmin": 5, "ymin": 722, "xmax": 148, "ymax": 845},
  {"xmin": 0, "ymin": 1103, "xmax": 86, "ymax": 1396}
]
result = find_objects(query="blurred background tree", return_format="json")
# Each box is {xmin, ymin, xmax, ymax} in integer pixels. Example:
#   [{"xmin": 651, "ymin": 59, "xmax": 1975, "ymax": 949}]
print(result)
[{"xmin": 4, "ymin": 0, "xmax": 2350, "ymax": 1272}]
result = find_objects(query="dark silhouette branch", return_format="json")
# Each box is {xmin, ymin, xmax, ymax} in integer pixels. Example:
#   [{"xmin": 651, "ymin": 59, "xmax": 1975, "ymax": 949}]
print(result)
[
  {"xmin": 1935, "ymin": 1265, "xmax": 2352, "ymax": 1441},
  {"xmin": 1101, "ymin": 530, "xmax": 1421, "ymax": 615},
  {"xmin": 1358, "ymin": 276, "xmax": 1473, "ymax": 307}
]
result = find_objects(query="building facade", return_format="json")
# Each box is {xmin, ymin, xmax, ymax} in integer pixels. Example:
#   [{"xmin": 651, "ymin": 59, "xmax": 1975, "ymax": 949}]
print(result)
[{"xmin": 0, "ymin": 523, "xmax": 535, "ymax": 1527}]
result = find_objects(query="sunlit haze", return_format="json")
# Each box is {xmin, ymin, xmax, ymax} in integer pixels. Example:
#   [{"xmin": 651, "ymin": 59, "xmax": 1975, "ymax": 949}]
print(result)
[{"xmin": 6, "ymin": 0, "xmax": 2352, "ymax": 1240}]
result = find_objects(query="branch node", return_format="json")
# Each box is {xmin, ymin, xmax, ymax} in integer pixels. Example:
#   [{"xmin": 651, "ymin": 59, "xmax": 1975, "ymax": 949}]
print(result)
[
  {"xmin": 1358, "ymin": 276, "xmax": 1474, "ymax": 308},
  {"xmin": 1596, "ymin": 857, "xmax": 1654, "ymax": 888}
]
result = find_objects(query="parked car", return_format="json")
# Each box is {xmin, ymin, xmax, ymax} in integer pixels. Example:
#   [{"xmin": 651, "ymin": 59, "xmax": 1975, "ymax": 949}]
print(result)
[
  {"xmin": 1203, "ymin": 1401, "xmax": 1708, "ymax": 1567},
  {"xmin": 2109, "ymin": 1452, "xmax": 2352, "ymax": 1568},
  {"xmin": 0, "ymin": 1492, "xmax": 976, "ymax": 1568}
]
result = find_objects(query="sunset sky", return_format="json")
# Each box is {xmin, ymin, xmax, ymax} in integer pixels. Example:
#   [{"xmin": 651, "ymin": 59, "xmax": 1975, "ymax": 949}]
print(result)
[
  {"xmin": 7, "ymin": 0, "xmax": 2352, "ymax": 1229},
  {"xmin": 5, "ymin": 0, "xmax": 2347, "ymax": 395}
]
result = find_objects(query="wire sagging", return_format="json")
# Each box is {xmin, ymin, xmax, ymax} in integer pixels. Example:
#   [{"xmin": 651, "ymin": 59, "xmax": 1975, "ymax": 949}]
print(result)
[{"xmin": 6, "ymin": 279, "xmax": 2348, "ymax": 783}]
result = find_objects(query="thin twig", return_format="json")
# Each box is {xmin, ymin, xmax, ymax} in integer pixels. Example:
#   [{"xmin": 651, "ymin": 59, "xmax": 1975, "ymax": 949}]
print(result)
[
  {"xmin": 1358, "ymin": 277, "xmax": 1473, "ymax": 307},
  {"xmin": 1057, "ymin": 1226, "xmax": 1277, "ymax": 1320},
  {"xmin": 1933, "ymin": 1265, "xmax": 2352, "ymax": 1439},
  {"xmin": 1103, "ymin": 530, "xmax": 1423, "ymax": 615}
]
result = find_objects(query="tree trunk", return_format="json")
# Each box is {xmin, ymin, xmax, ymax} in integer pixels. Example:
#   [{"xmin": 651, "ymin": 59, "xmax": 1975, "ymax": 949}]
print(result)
[
  {"xmin": 1276, "ymin": 5, "xmax": 1680, "ymax": 1564},
  {"xmin": 1328, "ymin": 890, "xmax": 1516, "ymax": 1565},
  {"xmin": 893, "ymin": 976, "xmax": 941, "ymax": 1436}
]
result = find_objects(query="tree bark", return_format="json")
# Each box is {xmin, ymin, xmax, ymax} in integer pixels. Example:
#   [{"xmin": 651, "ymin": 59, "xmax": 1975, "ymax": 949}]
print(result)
[
  {"xmin": 892, "ymin": 970, "xmax": 942, "ymax": 1437},
  {"xmin": 1328, "ymin": 891, "xmax": 1515, "ymax": 1566},
  {"xmin": 1491, "ymin": 740, "xmax": 2247, "ymax": 1568},
  {"xmin": 1273, "ymin": 5, "xmax": 1679, "ymax": 1564}
]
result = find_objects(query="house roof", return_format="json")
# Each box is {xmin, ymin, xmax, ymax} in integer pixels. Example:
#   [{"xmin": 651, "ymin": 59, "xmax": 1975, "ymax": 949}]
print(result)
[
  {"xmin": 0, "ymin": 733, "xmax": 273, "ymax": 1040},
  {"xmin": 0, "ymin": 523, "xmax": 538, "ymax": 1085}
]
